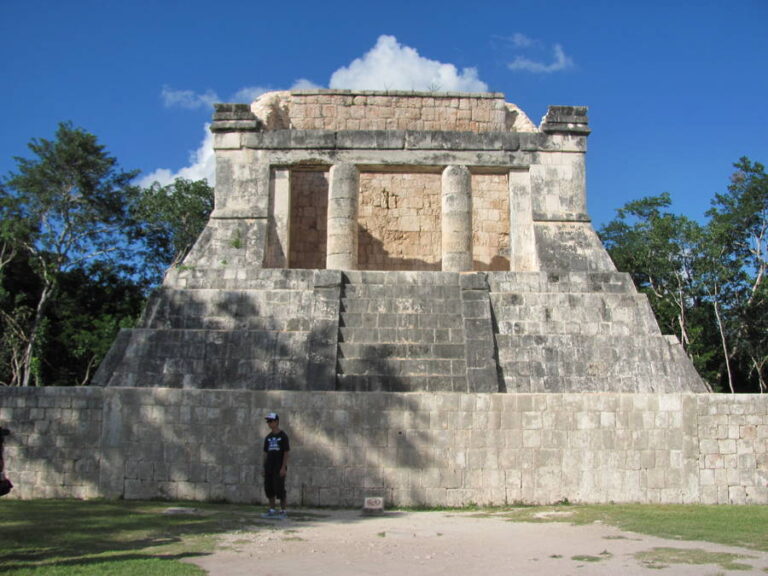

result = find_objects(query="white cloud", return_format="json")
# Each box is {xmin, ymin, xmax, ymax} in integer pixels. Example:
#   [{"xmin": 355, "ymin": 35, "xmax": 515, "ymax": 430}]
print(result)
[
  {"xmin": 329, "ymin": 35, "xmax": 487, "ymax": 92},
  {"xmin": 145, "ymin": 35, "xmax": 490, "ymax": 188},
  {"xmin": 508, "ymin": 42, "xmax": 574, "ymax": 74},
  {"xmin": 511, "ymin": 33, "xmax": 535, "ymax": 48},
  {"xmin": 291, "ymin": 78, "xmax": 322, "ymax": 90},
  {"xmin": 232, "ymin": 86, "xmax": 269, "ymax": 102},
  {"xmin": 139, "ymin": 124, "xmax": 216, "ymax": 187},
  {"xmin": 161, "ymin": 85, "xmax": 219, "ymax": 109}
]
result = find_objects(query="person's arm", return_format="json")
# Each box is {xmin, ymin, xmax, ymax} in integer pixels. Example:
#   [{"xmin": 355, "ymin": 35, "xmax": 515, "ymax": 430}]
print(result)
[{"xmin": 280, "ymin": 450, "xmax": 289, "ymax": 477}]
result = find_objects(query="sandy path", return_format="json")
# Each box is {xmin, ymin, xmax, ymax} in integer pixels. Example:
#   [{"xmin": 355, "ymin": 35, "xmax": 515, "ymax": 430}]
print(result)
[{"xmin": 188, "ymin": 509, "xmax": 768, "ymax": 576}]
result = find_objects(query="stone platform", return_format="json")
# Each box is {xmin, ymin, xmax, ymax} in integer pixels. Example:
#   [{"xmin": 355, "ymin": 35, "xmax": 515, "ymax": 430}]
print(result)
[{"xmin": 94, "ymin": 269, "xmax": 707, "ymax": 393}]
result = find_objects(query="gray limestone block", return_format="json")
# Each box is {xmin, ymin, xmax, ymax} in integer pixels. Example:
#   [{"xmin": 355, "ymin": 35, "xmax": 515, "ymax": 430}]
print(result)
[
  {"xmin": 290, "ymin": 130, "xmax": 337, "ymax": 148},
  {"xmin": 336, "ymin": 130, "xmax": 406, "ymax": 149},
  {"xmin": 431, "ymin": 343, "xmax": 465, "ymax": 359},
  {"xmin": 314, "ymin": 269, "xmax": 343, "ymax": 289},
  {"xmin": 245, "ymin": 130, "xmax": 292, "ymax": 149},
  {"xmin": 462, "ymin": 300, "xmax": 490, "ymax": 319},
  {"xmin": 464, "ymin": 318, "xmax": 493, "ymax": 339},
  {"xmin": 467, "ymin": 366, "xmax": 501, "ymax": 393},
  {"xmin": 460, "ymin": 272, "xmax": 489, "ymax": 291},
  {"xmin": 210, "ymin": 119, "xmax": 261, "ymax": 133},
  {"xmin": 519, "ymin": 133, "xmax": 561, "ymax": 152},
  {"xmin": 406, "ymin": 131, "xmax": 505, "ymax": 151}
]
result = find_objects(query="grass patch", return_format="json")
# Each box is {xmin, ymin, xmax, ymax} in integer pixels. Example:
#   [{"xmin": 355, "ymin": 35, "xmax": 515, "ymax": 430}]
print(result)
[
  {"xmin": 635, "ymin": 547, "xmax": 755, "ymax": 571},
  {"xmin": 497, "ymin": 504, "xmax": 768, "ymax": 551},
  {"xmin": 0, "ymin": 499, "xmax": 292, "ymax": 575},
  {"xmin": 571, "ymin": 554, "xmax": 604, "ymax": 562},
  {"xmin": 572, "ymin": 549, "xmax": 613, "ymax": 563}
]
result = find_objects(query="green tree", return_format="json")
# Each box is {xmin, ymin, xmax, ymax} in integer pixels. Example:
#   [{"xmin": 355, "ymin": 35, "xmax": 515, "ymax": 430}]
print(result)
[
  {"xmin": 600, "ymin": 159, "xmax": 768, "ymax": 393},
  {"xmin": 598, "ymin": 194, "xmax": 713, "ymax": 367},
  {"xmin": 2, "ymin": 122, "xmax": 139, "ymax": 386},
  {"xmin": 704, "ymin": 157, "xmax": 768, "ymax": 392},
  {"xmin": 132, "ymin": 178, "xmax": 213, "ymax": 284},
  {"xmin": 43, "ymin": 264, "xmax": 145, "ymax": 386}
]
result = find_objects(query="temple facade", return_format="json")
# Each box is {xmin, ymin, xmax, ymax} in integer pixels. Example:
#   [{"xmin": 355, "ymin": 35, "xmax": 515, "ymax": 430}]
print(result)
[{"xmin": 94, "ymin": 90, "xmax": 708, "ymax": 394}]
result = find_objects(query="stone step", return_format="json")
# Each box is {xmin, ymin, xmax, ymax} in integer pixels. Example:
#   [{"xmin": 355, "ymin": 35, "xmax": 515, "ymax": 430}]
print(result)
[
  {"xmin": 335, "ymin": 374, "xmax": 466, "ymax": 392},
  {"xmin": 339, "ymin": 327, "xmax": 464, "ymax": 344},
  {"xmin": 338, "ymin": 342, "xmax": 465, "ymax": 359},
  {"xmin": 342, "ymin": 270, "xmax": 460, "ymax": 286},
  {"xmin": 339, "ymin": 312, "xmax": 463, "ymax": 330},
  {"xmin": 339, "ymin": 297, "xmax": 461, "ymax": 314},
  {"xmin": 341, "ymin": 284, "xmax": 461, "ymax": 299},
  {"xmin": 337, "ymin": 357, "xmax": 463, "ymax": 377}
]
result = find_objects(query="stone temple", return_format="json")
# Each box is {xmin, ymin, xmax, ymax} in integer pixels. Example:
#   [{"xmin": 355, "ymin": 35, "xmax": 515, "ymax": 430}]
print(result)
[{"xmin": 94, "ymin": 90, "xmax": 708, "ymax": 394}]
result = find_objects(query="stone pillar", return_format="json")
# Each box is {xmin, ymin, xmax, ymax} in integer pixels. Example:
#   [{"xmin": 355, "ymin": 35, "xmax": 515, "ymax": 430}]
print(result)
[
  {"xmin": 441, "ymin": 165, "xmax": 473, "ymax": 272},
  {"xmin": 509, "ymin": 168, "xmax": 538, "ymax": 271},
  {"xmin": 326, "ymin": 163, "xmax": 360, "ymax": 270},
  {"xmin": 265, "ymin": 168, "xmax": 291, "ymax": 268}
]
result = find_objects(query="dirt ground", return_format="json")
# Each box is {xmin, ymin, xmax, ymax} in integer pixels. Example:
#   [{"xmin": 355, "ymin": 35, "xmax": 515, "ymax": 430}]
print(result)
[{"xmin": 187, "ymin": 508, "xmax": 768, "ymax": 576}]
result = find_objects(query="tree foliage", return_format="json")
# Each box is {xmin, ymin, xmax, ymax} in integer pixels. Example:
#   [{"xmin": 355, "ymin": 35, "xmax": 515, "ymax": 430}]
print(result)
[
  {"xmin": 131, "ymin": 178, "xmax": 214, "ymax": 285},
  {"xmin": 599, "ymin": 157, "xmax": 768, "ymax": 392},
  {"xmin": 0, "ymin": 122, "xmax": 214, "ymax": 386}
]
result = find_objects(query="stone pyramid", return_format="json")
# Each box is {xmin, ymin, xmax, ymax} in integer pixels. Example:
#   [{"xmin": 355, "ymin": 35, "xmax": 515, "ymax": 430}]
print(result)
[{"xmin": 94, "ymin": 90, "xmax": 708, "ymax": 393}]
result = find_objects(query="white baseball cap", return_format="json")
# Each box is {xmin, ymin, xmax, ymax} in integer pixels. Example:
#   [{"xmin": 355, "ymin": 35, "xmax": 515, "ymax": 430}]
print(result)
[{"xmin": 265, "ymin": 412, "xmax": 279, "ymax": 421}]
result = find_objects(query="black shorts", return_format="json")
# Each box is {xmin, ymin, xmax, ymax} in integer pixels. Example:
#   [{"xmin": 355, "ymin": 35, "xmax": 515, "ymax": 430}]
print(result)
[{"xmin": 264, "ymin": 468, "xmax": 286, "ymax": 500}]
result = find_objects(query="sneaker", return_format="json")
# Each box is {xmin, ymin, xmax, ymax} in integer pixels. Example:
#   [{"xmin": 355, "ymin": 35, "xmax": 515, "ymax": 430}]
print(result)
[
  {"xmin": 278, "ymin": 510, "xmax": 288, "ymax": 519},
  {"xmin": 261, "ymin": 508, "xmax": 277, "ymax": 518}
]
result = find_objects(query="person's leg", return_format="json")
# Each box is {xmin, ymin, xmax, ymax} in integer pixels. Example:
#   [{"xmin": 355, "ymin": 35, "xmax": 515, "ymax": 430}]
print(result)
[
  {"xmin": 264, "ymin": 472, "xmax": 277, "ymax": 514},
  {"xmin": 276, "ymin": 474, "xmax": 287, "ymax": 515}
]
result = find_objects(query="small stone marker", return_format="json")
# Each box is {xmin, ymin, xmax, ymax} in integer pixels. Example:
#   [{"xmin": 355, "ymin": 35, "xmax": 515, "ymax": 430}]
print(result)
[{"xmin": 363, "ymin": 496, "xmax": 384, "ymax": 514}]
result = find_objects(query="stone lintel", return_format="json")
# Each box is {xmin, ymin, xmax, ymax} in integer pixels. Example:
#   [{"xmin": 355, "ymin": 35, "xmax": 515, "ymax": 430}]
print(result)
[
  {"xmin": 242, "ymin": 130, "xmax": 539, "ymax": 153},
  {"xmin": 210, "ymin": 119, "xmax": 262, "ymax": 133}
]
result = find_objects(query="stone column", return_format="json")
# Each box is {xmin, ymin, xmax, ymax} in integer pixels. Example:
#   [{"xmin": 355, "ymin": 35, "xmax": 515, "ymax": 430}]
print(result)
[
  {"xmin": 265, "ymin": 168, "xmax": 291, "ymax": 268},
  {"xmin": 326, "ymin": 163, "xmax": 360, "ymax": 270},
  {"xmin": 441, "ymin": 165, "xmax": 473, "ymax": 272},
  {"xmin": 509, "ymin": 168, "xmax": 538, "ymax": 271}
]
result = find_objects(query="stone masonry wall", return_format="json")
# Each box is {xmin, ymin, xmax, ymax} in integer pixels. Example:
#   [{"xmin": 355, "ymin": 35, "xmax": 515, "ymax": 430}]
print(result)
[
  {"xmin": 358, "ymin": 172, "xmax": 442, "ymax": 271},
  {"xmin": 472, "ymin": 173, "xmax": 510, "ymax": 271},
  {"xmin": 282, "ymin": 91, "xmax": 515, "ymax": 133},
  {"xmin": 2, "ymin": 388, "xmax": 767, "ymax": 506},
  {"xmin": 288, "ymin": 171, "xmax": 329, "ymax": 269},
  {"xmin": 284, "ymin": 171, "xmax": 511, "ymax": 272}
]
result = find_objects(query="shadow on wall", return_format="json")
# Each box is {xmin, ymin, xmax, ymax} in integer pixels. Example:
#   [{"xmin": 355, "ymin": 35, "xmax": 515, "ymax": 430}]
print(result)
[
  {"xmin": 2, "ymin": 386, "xmax": 437, "ymax": 508},
  {"xmin": 107, "ymin": 281, "xmax": 316, "ymax": 390},
  {"xmin": 2, "ymin": 285, "xmax": 439, "ymax": 508},
  {"xmin": 357, "ymin": 226, "xmax": 440, "ymax": 271}
]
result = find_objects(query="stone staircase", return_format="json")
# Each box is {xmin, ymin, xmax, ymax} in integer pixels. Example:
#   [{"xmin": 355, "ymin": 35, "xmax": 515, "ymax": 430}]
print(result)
[{"xmin": 336, "ymin": 271, "xmax": 474, "ymax": 392}]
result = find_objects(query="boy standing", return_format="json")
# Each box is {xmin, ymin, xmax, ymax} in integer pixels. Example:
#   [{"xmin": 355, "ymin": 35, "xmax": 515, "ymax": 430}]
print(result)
[{"xmin": 262, "ymin": 412, "xmax": 290, "ymax": 518}]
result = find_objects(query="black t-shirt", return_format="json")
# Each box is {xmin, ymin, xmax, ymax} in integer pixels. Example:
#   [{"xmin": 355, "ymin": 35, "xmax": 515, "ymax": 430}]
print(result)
[{"xmin": 263, "ymin": 430, "xmax": 290, "ymax": 472}]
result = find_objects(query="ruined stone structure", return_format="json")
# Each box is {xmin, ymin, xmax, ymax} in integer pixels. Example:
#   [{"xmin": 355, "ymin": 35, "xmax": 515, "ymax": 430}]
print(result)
[
  {"xmin": 12, "ymin": 92, "xmax": 767, "ymax": 509},
  {"xmin": 94, "ymin": 90, "xmax": 706, "ymax": 394}
]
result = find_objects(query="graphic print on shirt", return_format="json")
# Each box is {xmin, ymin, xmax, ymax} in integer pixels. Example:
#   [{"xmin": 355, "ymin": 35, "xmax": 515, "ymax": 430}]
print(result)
[{"xmin": 266, "ymin": 435, "xmax": 284, "ymax": 452}]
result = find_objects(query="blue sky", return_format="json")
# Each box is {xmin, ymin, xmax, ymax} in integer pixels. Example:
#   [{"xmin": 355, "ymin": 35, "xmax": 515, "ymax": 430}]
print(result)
[{"xmin": 2, "ymin": 0, "xmax": 766, "ymax": 228}]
